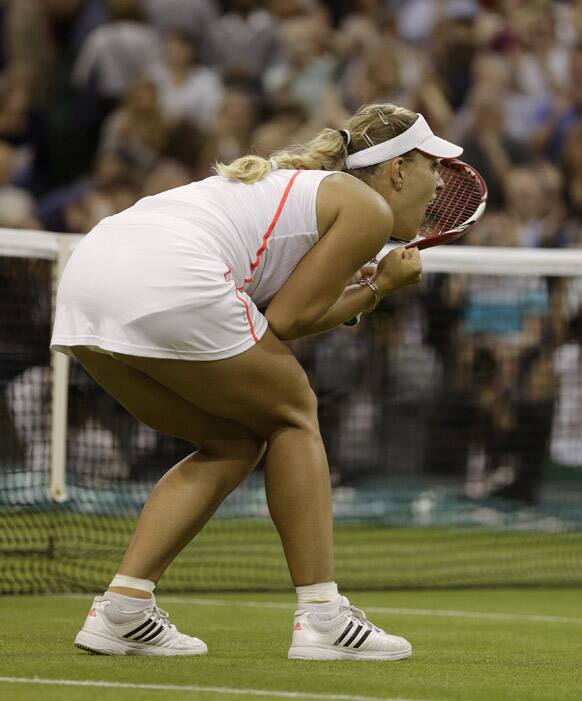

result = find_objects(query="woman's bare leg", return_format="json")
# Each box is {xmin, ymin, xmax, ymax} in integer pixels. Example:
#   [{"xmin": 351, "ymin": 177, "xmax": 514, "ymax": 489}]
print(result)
[
  {"xmin": 263, "ymin": 424, "xmax": 334, "ymax": 586},
  {"xmin": 110, "ymin": 330, "xmax": 336, "ymax": 587},
  {"xmin": 72, "ymin": 348, "xmax": 265, "ymax": 593}
]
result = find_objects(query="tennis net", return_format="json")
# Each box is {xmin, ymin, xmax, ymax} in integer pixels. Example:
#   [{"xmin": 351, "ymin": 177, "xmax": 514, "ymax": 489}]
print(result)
[{"xmin": 2, "ymin": 228, "xmax": 582, "ymax": 593}]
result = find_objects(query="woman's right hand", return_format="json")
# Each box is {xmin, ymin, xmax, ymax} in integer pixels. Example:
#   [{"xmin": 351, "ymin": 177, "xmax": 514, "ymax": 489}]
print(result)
[{"xmin": 374, "ymin": 247, "xmax": 422, "ymax": 296}]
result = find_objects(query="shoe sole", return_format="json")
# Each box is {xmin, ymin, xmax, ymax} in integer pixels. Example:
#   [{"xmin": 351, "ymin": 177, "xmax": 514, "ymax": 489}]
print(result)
[
  {"xmin": 288, "ymin": 645, "xmax": 412, "ymax": 661},
  {"xmin": 74, "ymin": 630, "xmax": 207, "ymax": 656}
]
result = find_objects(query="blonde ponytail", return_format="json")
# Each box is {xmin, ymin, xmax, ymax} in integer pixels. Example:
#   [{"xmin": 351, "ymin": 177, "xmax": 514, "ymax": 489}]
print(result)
[
  {"xmin": 214, "ymin": 103, "xmax": 418, "ymax": 184},
  {"xmin": 215, "ymin": 155, "xmax": 273, "ymax": 184},
  {"xmin": 215, "ymin": 129, "xmax": 347, "ymax": 184}
]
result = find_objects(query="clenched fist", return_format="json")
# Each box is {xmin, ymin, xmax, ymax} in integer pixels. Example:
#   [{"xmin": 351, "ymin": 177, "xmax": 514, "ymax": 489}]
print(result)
[{"xmin": 374, "ymin": 247, "xmax": 422, "ymax": 294}]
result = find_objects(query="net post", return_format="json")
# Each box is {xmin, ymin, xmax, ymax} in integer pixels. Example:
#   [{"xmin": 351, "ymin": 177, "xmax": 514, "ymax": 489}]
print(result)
[{"xmin": 49, "ymin": 235, "xmax": 71, "ymax": 503}]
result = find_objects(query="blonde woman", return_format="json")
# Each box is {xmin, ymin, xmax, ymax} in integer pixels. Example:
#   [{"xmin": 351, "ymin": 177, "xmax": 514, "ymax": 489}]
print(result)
[{"xmin": 51, "ymin": 102, "xmax": 462, "ymax": 660}]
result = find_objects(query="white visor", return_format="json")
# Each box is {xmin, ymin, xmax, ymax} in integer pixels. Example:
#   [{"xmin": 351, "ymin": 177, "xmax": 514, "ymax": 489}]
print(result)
[{"xmin": 345, "ymin": 114, "xmax": 463, "ymax": 169}]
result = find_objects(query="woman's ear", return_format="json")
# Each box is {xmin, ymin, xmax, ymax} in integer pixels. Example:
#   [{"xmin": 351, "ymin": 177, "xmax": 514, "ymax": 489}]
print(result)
[{"xmin": 389, "ymin": 157, "xmax": 406, "ymax": 191}]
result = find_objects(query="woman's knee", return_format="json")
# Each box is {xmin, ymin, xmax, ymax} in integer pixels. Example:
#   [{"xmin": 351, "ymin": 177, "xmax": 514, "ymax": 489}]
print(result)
[
  {"xmin": 260, "ymin": 385, "xmax": 320, "ymax": 439},
  {"xmin": 203, "ymin": 434, "xmax": 266, "ymax": 466}
]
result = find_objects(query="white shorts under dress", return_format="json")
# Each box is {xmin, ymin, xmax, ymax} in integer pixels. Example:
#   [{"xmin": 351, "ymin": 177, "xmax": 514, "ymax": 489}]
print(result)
[{"xmin": 50, "ymin": 169, "xmax": 337, "ymax": 361}]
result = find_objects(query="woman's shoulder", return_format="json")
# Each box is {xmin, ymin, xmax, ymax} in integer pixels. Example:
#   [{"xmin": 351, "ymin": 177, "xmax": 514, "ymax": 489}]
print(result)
[
  {"xmin": 317, "ymin": 172, "xmax": 392, "ymax": 216},
  {"xmin": 315, "ymin": 172, "xmax": 393, "ymax": 242}
]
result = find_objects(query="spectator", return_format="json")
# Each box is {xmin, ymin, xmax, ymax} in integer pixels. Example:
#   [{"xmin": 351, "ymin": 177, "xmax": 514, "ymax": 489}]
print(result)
[
  {"xmin": 99, "ymin": 77, "xmax": 169, "ymax": 172},
  {"xmin": 5, "ymin": 0, "xmax": 107, "ymax": 107},
  {"xmin": 0, "ymin": 140, "xmax": 40, "ymax": 228},
  {"xmin": 558, "ymin": 125, "xmax": 582, "ymax": 247},
  {"xmin": 209, "ymin": 0, "xmax": 282, "ymax": 91},
  {"xmin": 251, "ymin": 99, "xmax": 311, "ymax": 157},
  {"xmin": 72, "ymin": 0, "xmax": 161, "ymax": 113},
  {"xmin": 37, "ymin": 148, "xmax": 140, "ymax": 232},
  {"xmin": 271, "ymin": 0, "xmax": 316, "ymax": 24},
  {"xmin": 550, "ymin": 311, "xmax": 582, "ymax": 468},
  {"xmin": 430, "ymin": 3, "xmax": 480, "ymax": 110},
  {"xmin": 198, "ymin": 89, "xmax": 256, "ymax": 169},
  {"xmin": 142, "ymin": 0, "xmax": 219, "ymax": 62},
  {"xmin": 0, "ymin": 62, "xmax": 38, "ymax": 190},
  {"xmin": 6, "ymin": 0, "xmax": 108, "ymax": 190},
  {"xmin": 561, "ymin": 124, "xmax": 582, "ymax": 219},
  {"xmin": 141, "ymin": 158, "xmax": 192, "ymax": 197},
  {"xmin": 461, "ymin": 53, "xmax": 544, "ymax": 145},
  {"xmin": 459, "ymin": 90, "xmax": 529, "ymax": 208},
  {"xmin": 149, "ymin": 31, "xmax": 224, "ymax": 129},
  {"xmin": 263, "ymin": 13, "xmax": 341, "ymax": 118},
  {"xmin": 337, "ymin": 1, "xmax": 391, "ymax": 74},
  {"xmin": 462, "ymin": 341, "xmax": 555, "ymax": 505},
  {"xmin": 63, "ymin": 175, "xmax": 140, "ymax": 234},
  {"xmin": 504, "ymin": 167, "xmax": 565, "ymax": 248},
  {"xmin": 532, "ymin": 43, "xmax": 582, "ymax": 162},
  {"xmin": 511, "ymin": 7, "xmax": 572, "ymax": 103},
  {"xmin": 342, "ymin": 42, "xmax": 412, "ymax": 113}
]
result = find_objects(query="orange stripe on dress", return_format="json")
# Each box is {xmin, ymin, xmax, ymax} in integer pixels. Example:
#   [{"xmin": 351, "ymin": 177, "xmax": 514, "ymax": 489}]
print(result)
[
  {"xmin": 225, "ymin": 264, "xmax": 260, "ymax": 343},
  {"xmin": 236, "ymin": 169, "xmax": 303, "ymax": 291},
  {"xmin": 235, "ymin": 288, "xmax": 260, "ymax": 344}
]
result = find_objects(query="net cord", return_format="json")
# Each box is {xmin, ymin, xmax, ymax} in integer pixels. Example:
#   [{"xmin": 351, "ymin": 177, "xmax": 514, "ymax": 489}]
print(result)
[
  {"xmin": 374, "ymin": 242, "xmax": 582, "ymax": 277},
  {"xmin": 49, "ymin": 235, "xmax": 71, "ymax": 502}
]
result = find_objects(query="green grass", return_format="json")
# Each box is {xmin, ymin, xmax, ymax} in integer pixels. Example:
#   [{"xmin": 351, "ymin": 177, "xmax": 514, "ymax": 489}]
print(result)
[{"xmin": 1, "ymin": 589, "xmax": 582, "ymax": 701}]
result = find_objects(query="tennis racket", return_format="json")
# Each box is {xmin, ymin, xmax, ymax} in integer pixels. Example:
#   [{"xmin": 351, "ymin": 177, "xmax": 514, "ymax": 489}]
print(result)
[
  {"xmin": 403, "ymin": 158, "xmax": 488, "ymax": 250},
  {"xmin": 344, "ymin": 159, "xmax": 487, "ymax": 326}
]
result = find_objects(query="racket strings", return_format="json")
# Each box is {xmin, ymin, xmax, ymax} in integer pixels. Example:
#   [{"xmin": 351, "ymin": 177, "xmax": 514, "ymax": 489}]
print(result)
[{"xmin": 419, "ymin": 167, "xmax": 483, "ymax": 238}]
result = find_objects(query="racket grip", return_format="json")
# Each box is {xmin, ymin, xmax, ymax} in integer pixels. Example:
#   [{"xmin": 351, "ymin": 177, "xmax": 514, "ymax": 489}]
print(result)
[{"xmin": 343, "ymin": 313, "xmax": 362, "ymax": 326}]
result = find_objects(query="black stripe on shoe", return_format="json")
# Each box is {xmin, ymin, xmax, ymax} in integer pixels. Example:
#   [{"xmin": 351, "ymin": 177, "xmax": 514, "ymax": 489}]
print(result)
[
  {"xmin": 123, "ymin": 619, "xmax": 154, "ymax": 639},
  {"xmin": 333, "ymin": 621, "xmax": 354, "ymax": 646},
  {"xmin": 353, "ymin": 628, "xmax": 372, "ymax": 649},
  {"xmin": 132, "ymin": 620, "xmax": 159, "ymax": 641},
  {"xmin": 344, "ymin": 624, "xmax": 363, "ymax": 647},
  {"xmin": 142, "ymin": 624, "xmax": 165, "ymax": 642}
]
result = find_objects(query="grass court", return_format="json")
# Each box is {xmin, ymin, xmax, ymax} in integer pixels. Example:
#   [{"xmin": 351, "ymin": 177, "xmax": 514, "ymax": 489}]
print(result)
[{"xmin": 2, "ymin": 588, "xmax": 582, "ymax": 701}]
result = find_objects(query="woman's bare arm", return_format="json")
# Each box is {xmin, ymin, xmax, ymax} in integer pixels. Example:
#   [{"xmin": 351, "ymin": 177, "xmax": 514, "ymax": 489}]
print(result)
[
  {"xmin": 285, "ymin": 248, "xmax": 422, "ymax": 338},
  {"xmin": 265, "ymin": 174, "xmax": 392, "ymax": 340}
]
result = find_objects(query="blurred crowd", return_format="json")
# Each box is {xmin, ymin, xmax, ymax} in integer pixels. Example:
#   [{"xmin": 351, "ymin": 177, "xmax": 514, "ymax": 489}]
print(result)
[
  {"xmin": 2, "ymin": 0, "xmax": 582, "ymax": 508},
  {"xmin": 0, "ymin": 0, "xmax": 579, "ymax": 242}
]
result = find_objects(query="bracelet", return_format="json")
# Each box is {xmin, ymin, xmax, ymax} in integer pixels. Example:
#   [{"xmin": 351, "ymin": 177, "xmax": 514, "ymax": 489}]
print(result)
[{"xmin": 359, "ymin": 278, "xmax": 381, "ymax": 314}]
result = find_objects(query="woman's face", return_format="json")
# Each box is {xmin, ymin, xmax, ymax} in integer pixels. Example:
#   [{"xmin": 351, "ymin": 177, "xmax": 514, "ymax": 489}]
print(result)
[{"xmin": 377, "ymin": 152, "xmax": 444, "ymax": 240}]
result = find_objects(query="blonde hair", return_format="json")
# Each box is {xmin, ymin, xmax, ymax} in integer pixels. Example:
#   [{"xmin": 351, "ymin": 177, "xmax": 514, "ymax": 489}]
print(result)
[{"xmin": 215, "ymin": 103, "xmax": 418, "ymax": 184}]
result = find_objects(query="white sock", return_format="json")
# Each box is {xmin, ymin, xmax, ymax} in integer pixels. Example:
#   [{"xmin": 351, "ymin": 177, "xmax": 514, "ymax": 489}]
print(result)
[
  {"xmin": 109, "ymin": 573, "xmax": 156, "ymax": 593},
  {"xmin": 105, "ymin": 591, "xmax": 154, "ymax": 613},
  {"xmin": 296, "ymin": 581, "xmax": 340, "ymax": 605}
]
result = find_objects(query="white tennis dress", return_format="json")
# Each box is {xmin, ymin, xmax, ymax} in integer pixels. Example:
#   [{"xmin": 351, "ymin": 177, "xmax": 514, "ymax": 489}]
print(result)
[{"xmin": 50, "ymin": 169, "xmax": 337, "ymax": 360}]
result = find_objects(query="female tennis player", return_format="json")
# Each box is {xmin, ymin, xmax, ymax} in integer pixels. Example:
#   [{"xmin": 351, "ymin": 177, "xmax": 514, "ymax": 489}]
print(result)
[{"xmin": 51, "ymin": 102, "xmax": 462, "ymax": 660}]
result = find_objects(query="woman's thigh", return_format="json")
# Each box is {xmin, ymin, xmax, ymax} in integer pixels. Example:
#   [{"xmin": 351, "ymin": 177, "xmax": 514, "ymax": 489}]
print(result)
[
  {"xmin": 107, "ymin": 329, "xmax": 319, "ymax": 439},
  {"xmin": 71, "ymin": 347, "xmax": 261, "ymax": 452}
]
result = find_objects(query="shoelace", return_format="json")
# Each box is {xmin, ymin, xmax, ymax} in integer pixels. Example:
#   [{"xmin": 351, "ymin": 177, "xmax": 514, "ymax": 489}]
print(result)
[
  {"xmin": 341, "ymin": 598, "xmax": 384, "ymax": 634},
  {"xmin": 142, "ymin": 606, "xmax": 176, "ymax": 634}
]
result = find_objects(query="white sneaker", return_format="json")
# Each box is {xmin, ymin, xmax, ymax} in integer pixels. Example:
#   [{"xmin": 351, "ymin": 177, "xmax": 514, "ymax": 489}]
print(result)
[
  {"xmin": 288, "ymin": 596, "xmax": 411, "ymax": 661},
  {"xmin": 74, "ymin": 595, "xmax": 207, "ymax": 656}
]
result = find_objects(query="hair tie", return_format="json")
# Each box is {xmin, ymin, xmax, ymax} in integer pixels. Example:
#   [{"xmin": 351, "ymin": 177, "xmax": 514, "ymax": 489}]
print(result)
[
  {"xmin": 269, "ymin": 158, "xmax": 279, "ymax": 171},
  {"xmin": 339, "ymin": 129, "xmax": 351, "ymax": 147}
]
